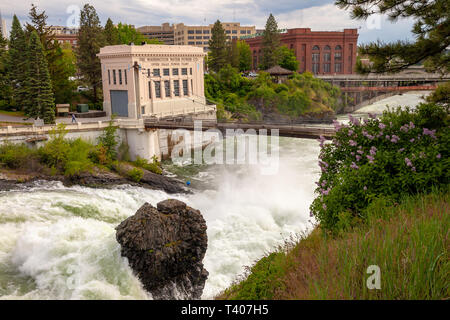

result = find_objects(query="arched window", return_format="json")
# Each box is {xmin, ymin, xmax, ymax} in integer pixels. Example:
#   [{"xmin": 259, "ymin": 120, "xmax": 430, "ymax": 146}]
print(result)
[
  {"xmin": 312, "ymin": 45, "xmax": 320, "ymax": 51},
  {"xmin": 335, "ymin": 45, "xmax": 342, "ymax": 50},
  {"xmin": 312, "ymin": 46, "xmax": 320, "ymax": 74},
  {"xmin": 324, "ymin": 45, "xmax": 331, "ymax": 51},
  {"xmin": 323, "ymin": 45, "xmax": 331, "ymax": 65}
]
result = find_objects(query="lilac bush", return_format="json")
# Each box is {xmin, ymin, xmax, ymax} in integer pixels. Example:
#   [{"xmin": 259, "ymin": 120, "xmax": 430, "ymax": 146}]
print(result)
[{"xmin": 310, "ymin": 103, "xmax": 449, "ymax": 232}]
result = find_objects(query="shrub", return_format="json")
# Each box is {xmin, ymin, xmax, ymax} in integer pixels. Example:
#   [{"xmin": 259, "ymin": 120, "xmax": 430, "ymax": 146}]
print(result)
[
  {"xmin": 64, "ymin": 138, "xmax": 95, "ymax": 176},
  {"xmin": 0, "ymin": 143, "xmax": 36, "ymax": 169},
  {"xmin": 310, "ymin": 103, "xmax": 449, "ymax": 232},
  {"xmin": 128, "ymin": 167, "xmax": 143, "ymax": 182},
  {"xmin": 38, "ymin": 124, "xmax": 70, "ymax": 169},
  {"xmin": 98, "ymin": 118, "xmax": 118, "ymax": 161},
  {"xmin": 133, "ymin": 156, "xmax": 163, "ymax": 175}
]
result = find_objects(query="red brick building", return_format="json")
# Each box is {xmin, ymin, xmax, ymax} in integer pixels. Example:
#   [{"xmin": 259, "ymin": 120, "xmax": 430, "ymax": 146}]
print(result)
[{"xmin": 245, "ymin": 28, "xmax": 359, "ymax": 75}]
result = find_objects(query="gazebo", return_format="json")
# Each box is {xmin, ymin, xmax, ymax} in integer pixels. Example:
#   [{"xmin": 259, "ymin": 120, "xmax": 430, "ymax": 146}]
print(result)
[{"xmin": 264, "ymin": 65, "xmax": 293, "ymax": 83}]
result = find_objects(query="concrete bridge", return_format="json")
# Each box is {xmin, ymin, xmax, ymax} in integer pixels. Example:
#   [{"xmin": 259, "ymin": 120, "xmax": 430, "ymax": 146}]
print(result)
[
  {"xmin": 144, "ymin": 118, "xmax": 336, "ymax": 140},
  {"xmin": 317, "ymin": 73, "xmax": 449, "ymax": 110}
]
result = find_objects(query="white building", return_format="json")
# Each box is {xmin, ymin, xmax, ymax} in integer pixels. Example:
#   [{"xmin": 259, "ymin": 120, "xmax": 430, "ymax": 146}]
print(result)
[
  {"xmin": 0, "ymin": 12, "xmax": 7, "ymax": 39},
  {"xmin": 97, "ymin": 44, "xmax": 214, "ymax": 119}
]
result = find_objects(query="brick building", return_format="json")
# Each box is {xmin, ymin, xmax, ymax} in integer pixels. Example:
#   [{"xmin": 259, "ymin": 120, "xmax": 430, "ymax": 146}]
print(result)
[
  {"xmin": 49, "ymin": 26, "xmax": 79, "ymax": 47},
  {"xmin": 245, "ymin": 28, "xmax": 359, "ymax": 75}
]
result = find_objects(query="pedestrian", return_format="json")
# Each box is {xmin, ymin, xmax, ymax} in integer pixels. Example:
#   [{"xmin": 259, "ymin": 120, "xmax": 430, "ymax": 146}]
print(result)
[{"xmin": 71, "ymin": 113, "xmax": 77, "ymax": 123}]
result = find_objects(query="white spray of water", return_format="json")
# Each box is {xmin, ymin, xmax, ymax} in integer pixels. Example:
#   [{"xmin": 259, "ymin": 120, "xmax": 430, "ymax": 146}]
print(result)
[{"xmin": 0, "ymin": 138, "xmax": 320, "ymax": 300}]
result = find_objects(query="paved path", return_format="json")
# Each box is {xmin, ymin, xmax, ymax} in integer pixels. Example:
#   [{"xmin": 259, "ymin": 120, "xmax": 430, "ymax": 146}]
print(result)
[{"xmin": 0, "ymin": 114, "xmax": 112, "ymax": 125}]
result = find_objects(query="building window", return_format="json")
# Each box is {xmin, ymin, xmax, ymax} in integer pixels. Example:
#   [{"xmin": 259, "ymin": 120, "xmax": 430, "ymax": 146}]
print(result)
[
  {"xmin": 183, "ymin": 79, "xmax": 188, "ymax": 95},
  {"xmin": 203, "ymin": 30, "xmax": 210, "ymax": 34},
  {"xmin": 118, "ymin": 69, "xmax": 122, "ymax": 85},
  {"xmin": 247, "ymin": 30, "xmax": 251, "ymax": 34},
  {"xmin": 148, "ymin": 81, "xmax": 152, "ymax": 99},
  {"xmin": 173, "ymin": 68, "xmax": 179, "ymax": 76},
  {"xmin": 335, "ymin": 52, "xmax": 342, "ymax": 61},
  {"xmin": 240, "ymin": 30, "xmax": 246, "ymax": 34},
  {"xmin": 173, "ymin": 80, "xmax": 180, "ymax": 96},
  {"xmin": 108, "ymin": 70, "xmax": 111, "ymax": 85},
  {"xmin": 232, "ymin": 36, "xmax": 237, "ymax": 39},
  {"xmin": 335, "ymin": 45, "xmax": 342, "ymax": 51},
  {"xmin": 335, "ymin": 63, "xmax": 342, "ymax": 73},
  {"xmin": 226, "ymin": 30, "xmax": 231, "ymax": 34},
  {"xmin": 312, "ymin": 63, "xmax": 320, "ymax": 74},
  {"xmin": 113, "ymin": 70, "xmax": 116, "ymax": 85},
  {"xmin": 323, "ymin": 63, "xmax": 331, "ymax": 73},
  {"xmin": 196, "ymin": 36, "xmax": 202, "ymax": 39},
  {"xmin": 188, "ymin": 41, "xmax": 195, "ymax": 45},
  {"xmin": 312, "ymin": 45, "xmax": 320, "ymax": 51},
  {"xmin": 312, "ymin": 53, "xmax": 320, "ymax": 62},
  {"xmin": 153, "ymin": 68, "xmax": 160, "ymax": 76},
  {"xmin": 324, "ymin": 45, "xmax": 331, "ymax": 51},
  {"xmin": 164, "ymin": 80, "xmax": 170, "ymax": 97},
  {"xmin": 163, "ymin": 68, "xmax": 170, "ymax": 76},
  {"xmin": 188, "ymin": 36, "xmax": 194, "ymax": 39},
  {"xmin": 195, "ymin": 30, "xmax": 202, "ymax": 34},
  {"xmin": 124, "ymin": 69, "xmax": 127, "ymax": 85},
  {"xmin": 187, "ymin": 30, "xmax": 194, "ymax": 34},
  {"xmin": 232, "ymin": 30, "xmax": 237, "ymax": 34},
  {"xmin": 324, "ymin": 52, "xmax": 331, "ymax": 62},
  {"xmin": 203, "ymin": 36, "xmax": 210, "ymax": 40},
  {"xmin": 181, "ymin": 68, "xmax": 188, "ymax": 75},
  {"xmin": 154, "ymin": 81, "xmax": 161, "ymax": 98},
  {"xmin": 190, "ymin": 68, "xmax": 192, "ymax": 75},
  {"xmin": 195, "ymin": 41, "xmax": 203, "ymax": 45}
]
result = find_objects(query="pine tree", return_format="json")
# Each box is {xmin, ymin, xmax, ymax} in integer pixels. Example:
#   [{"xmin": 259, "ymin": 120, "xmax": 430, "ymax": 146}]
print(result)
[
  {"xmin": 0, "ymin": 35, "xmax": 13, "ymax": 109},
  {"xmin": 26, "ymin": 4, "xmax": 74, "ymax": 104},
  {"xmin": 208, "ymin": 20, "xmax": 228, "ymax": 72},
  {"xmin": 261, "ymin": 14, "xmax": 280, "ymax": 70},
  {"xmin": 104, "ymin": 18, "xmax": 119, "ymax": 45},
  {"xmin": 8, "ymin": 15, "xmax": 28, "ymax": 111},
  {"xmin": 25, "ymin": 31, "xmax": 55, "ymax": 123},
  {"xmin": 336, "ymin": 0, "xmax": 450, "ymax": 74},
  {"xmin": 76, "ymin": 4, "xmax": 105, "ymax": 103}
]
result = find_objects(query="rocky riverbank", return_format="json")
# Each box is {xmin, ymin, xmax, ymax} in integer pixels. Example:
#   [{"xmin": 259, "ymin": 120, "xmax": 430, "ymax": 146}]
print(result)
[{"xmin": 0, "ymin": 164, "xmax": 187, "ymax": 194}]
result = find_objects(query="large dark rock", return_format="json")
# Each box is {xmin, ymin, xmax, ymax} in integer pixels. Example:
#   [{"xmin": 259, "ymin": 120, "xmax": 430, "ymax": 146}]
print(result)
[{"xmin": 115, "ymin": 199, "xmax": 208, "ymax": 299}]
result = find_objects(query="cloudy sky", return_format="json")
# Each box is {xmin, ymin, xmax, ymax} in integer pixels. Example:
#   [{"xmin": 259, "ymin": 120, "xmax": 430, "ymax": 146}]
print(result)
[{"xmin": 0, "ymin": 0, "xmax": 416, "ymax": 44}]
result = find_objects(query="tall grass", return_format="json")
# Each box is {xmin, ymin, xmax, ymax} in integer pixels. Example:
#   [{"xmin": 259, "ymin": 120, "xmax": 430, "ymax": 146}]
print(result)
[{"xmin": 219, "ymin": 189, "xmax": 449, "ymax": 300}]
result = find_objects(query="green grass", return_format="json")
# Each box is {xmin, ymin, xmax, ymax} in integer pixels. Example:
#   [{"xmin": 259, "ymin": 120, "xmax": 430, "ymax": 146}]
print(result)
[
  {"xmin": 0, "ymin": 110, "xmax": 26, "ymax": 117},
  {"xmin": 218, "ymin": 188, "xmax": 449, "ymax": 300}
]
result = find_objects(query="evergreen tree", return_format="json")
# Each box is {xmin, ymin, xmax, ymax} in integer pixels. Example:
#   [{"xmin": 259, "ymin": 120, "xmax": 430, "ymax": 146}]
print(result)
[
  {"xmin": 208, "ymin": 20, "xmax": 228, "ymax": 72},
  {"xmin": 25, "ymin": 31, "xmax": 55, "ymax": 123},
  {"xmin": 26, "ymin": 4, "xmax": 74, "ymax": 104},
  {"xmin": 261, "ymin": 14, "xmax": 280, "ymax": 70},
  {"xmin": 336, "ymin": 0, "xmax": 450, "ymax": 74},
  {"xmin": 237, "ymin": 40, "xmax": 252, "ymax": 72},
  {"xmin": 104, "ymin": 18, "xmax": 119, "ymax": 45},
  {"xmin": 0, "ymin": 35, "xmax": 13, "ymax": 110},
  {"xmin": 76, "ymin": 4, "xmax": 105, "ymax": 103},
  {"xmin": 8, "ymin": 15, "xmax": 28, "ymax": 111}
]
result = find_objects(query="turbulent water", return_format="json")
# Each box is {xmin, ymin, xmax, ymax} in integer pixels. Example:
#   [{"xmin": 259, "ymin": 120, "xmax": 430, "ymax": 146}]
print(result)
[{"xmin": 0, "ymin": 92, "xmax": 425, "ymax": 300}]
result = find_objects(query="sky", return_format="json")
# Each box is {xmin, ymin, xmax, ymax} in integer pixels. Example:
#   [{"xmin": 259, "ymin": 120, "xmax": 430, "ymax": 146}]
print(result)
[{"xmin": 0, "ymin": 0, "xmax": 416, "ymax": 44}]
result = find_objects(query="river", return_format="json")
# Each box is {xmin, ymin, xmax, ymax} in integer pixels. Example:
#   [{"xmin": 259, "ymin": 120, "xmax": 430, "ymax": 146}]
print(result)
[{"xmin": 0, "ymin": 92, "xmax": 427, "ymax": 300}]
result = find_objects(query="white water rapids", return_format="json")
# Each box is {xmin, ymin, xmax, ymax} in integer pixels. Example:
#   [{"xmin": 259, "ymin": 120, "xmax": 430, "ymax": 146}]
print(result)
[{"xmin": 0, "ymin": 92, "xmax": 426, "ymax": 300}]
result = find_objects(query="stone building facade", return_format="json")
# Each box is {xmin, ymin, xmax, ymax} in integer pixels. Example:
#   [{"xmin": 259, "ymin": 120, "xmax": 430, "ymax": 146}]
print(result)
[
  {"xmin": 245, "ymin": 28, "xmax": 359, "ymax": 75},
  {"xmin": 97, "ymin": 44, "xmax": 208, "ymax": 119}
]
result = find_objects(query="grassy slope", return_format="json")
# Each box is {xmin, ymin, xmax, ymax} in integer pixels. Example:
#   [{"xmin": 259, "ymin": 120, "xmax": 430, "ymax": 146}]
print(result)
[{"xmin": 218, "ymin": 189, "xmax": 449, "ymax": 300}]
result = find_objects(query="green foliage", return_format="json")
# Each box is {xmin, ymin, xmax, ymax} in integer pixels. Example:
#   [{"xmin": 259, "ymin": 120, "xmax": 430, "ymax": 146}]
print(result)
[
  {"xmin": 76, "ymin": 4, "xmax": 105, "ymax": 103},
  {"xmin": 98, "ymin": 118, "xmax": 118, "ymax": 161},
  {"xmin": 133, "ymin": 156, "xmax": 163, "ymax": 175},
  {"xmin": 38, "ymin": 124, "xmax": 70, "ymax": 168},
  {"xmin": 0, "ymin": 143, "xmax": 36, "ymax": 169},
  {"xmin": 426, "ymin": 81, "xmax": 450, "ymax": 106},
  {"xmin": 336, "ymin": 0, "xmax": 449, "ymax": 74},
  {"xmin": 116, "ymin": 23, "xmax": 162, "ymax": 45},
  {"xmin": 104, "ymin": 18, "xmax": 119, "ymax": 45},
  {"xmin": 277, "ymin": 46, "xmax": 299, "ymax": 72},
  {"xmin": 260, "ymin": 14, "xmax": 280, "ymax": 70},
  {"xmin": 25, "ymin": 31, "xmax": 55, "ymax": 123},
  {"xmin": 236, "ymin": 40, "xmax": 252, "ymax": 72},
  {"xmin": 117, "ymin": 141, "xmax": 131, "ymax": 162},
  {"xmin": 0, "ymin": 35, "xmax": 13, "ymax": 110},
  {"xmin": 310, "ymin": 103, "xmax": 450, "ymax": 232},
  {"xmin": 208, "ymin": 20, "xmax": 228, "ymax": 72},
  {"xmin": 128, "ymin": 167, "xmax": 144, "ymax": 182},
  {"xmin": 64, "ymin": 138, "xmax": 95, "ymax": 176}
]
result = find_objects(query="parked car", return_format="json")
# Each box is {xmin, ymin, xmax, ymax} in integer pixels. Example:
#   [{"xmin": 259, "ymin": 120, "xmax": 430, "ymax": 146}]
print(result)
[{"xmin": 77, "ymin": 85, "xmax": 90, "ymax": 92}]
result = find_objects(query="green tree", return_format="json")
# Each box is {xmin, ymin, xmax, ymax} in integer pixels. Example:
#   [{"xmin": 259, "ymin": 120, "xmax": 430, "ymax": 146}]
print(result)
[
  {"xmin": 76, "ymin": 4, "xmax": 105, "ymax": 104},
  {"xmin": 208, "ymin": 20, "xmax": 228, "ymax": 72},
  {"xmin": 261, "ymin": 14, "xmax": 280, "ymax": 70},
  {"xmin": 26, "ymin": 4, "xmax": 75, "ymax": 104},
  {"xmin": 117, "ymin": 23, "xmax": 147, "ymax": 44},
  {"xmin": 8, "ymin": 15, "xmax": 28, "ymax": 111},
  {"xmin": 227, "ymin": 40, "xmax": 240, "ymax": 69},
  {"xmin": 104, "ymin": 18, "xmax": 119, "ymax": 45},
  {"xmin": 25, "ymin": 31, "xmax": 55, "ymax": 123},
  {"xmin": 237, "ymin": 40, "xmax": 252, "ymax": 72},
  {"xmin": 336, "ymin": 0, "xmax": 450, "ymax": 74},
  {"xmin": 278, "ymin": 45, "xmax": 299, "ymax": 71},
  {"xmin": 0, "ymin": 35, "xmax": 13, "ymax": 110}
]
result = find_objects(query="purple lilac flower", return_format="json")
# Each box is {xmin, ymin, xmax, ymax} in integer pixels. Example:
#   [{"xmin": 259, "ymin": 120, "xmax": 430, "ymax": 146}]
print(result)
[
  {"xmin": 391, "ymin": 135, "xmax": 400, "ymax": 143},
  {"xmin": 370, "ymin": 146, "xmax": 377, "ymax": 155},
  {"xmin": 349, "ymin": 140, "xmax": 357, "ymax": 147},
  {"xmin": 350, "ymin": 162, "xmax": 359, "ymax": 170},
  {"xmin": 379, "ymin": 123, "xmax": 386, "ymax": 130},
  {"xmin": 348, "ymin": 129, "xmax": 354, "ymax": 136},
  {"xmin": 437, "ymin": 154, "xmax": 441, "ymax": 159},
  {"xmin": 410, "ymin": 138, "xmax": 415, "ymax": 143},
  {"xmin": 318, "ymin": 135, "xmax": 326, "ymax": 147},
  {"xmin": 386, "ymin": 135, "xmax": 390, "ymax": 140},
  {"xmin": 409, "ymin": 121, "xmax": 415, "ymax": 129},
  {"xmin": 366, "ymin": 155, "xmax": 374, "ymax": 163},
  {"xmin": 356, "ymin": 155, "xmax": 362, "ymax": 161},
  {"xmin": 368, "ymin": 113, "xmax": 377, "ymax": 119},
  {"xmin": 400, "ymin": 125, "xmax": 409, "ymax": 133},
  {"xmin": 405, "ymin": 158, "xmax": 413, "ymax": 167},
  {"xmin": 423, "ymin": 128, "xmax": 437, "ymax": 139},
  {"xmin": 322, "ymin": 203, "xmax": 327, "ymax": 210},
  {"xmin": 411, "ymin": 167, "xmax": 416, "ymax": 172},
  {"xmin": 351, "ymin": 152, "xmax": 355, "ymax": 156},
  {"xmin": 398, "ymin": 148, "xmax": 405, "ymax": 153},
  {"xmin": 349, "ymin": 115, "xmax": 360, "ymax": 126},
  {"xmin": 321, "ymin": 180, "xmax": 327, "ymax": 187},
  {"xmin": 333, "ymin": 120, "xmax": 342, "ymax": 131},
  {"xmin": 357, "ymin": 150, "xmax": 364, "ymax": 155}
]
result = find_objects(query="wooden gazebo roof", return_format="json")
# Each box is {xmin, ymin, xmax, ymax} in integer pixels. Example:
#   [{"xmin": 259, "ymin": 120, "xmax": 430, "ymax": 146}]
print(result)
[{"xmin": 265, "ymin": 65, "xmax": 293, "ymax": 76}]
